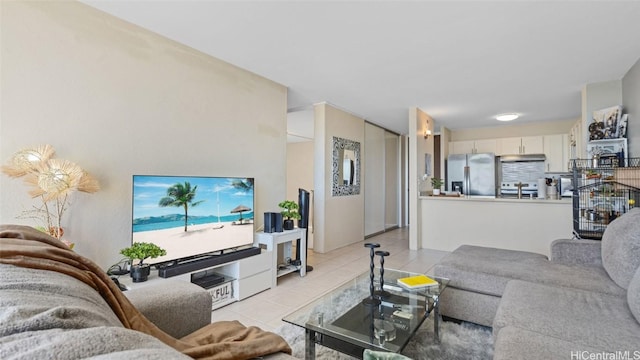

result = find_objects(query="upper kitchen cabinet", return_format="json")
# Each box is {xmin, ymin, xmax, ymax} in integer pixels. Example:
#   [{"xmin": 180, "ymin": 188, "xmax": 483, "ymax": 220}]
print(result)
[
  {"xmin": 544, "ymin": 134, "xmax": 569, "ymax": 172},
  {"xmin": 497, "ymin": 136, "xmax": 544, "ymax": 155},
  {"xmin": 474, "ymin": 139, "xmax": 498, "ymax": 154},
  {"xmin": 449, "ymin": 139, "xmax": 497, "ymax": 154}
]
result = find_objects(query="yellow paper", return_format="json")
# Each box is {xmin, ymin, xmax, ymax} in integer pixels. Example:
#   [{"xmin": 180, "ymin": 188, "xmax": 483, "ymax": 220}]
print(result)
[{"xmin": 397, "ymin": 274, "xmax": 438, "ymax": 288}]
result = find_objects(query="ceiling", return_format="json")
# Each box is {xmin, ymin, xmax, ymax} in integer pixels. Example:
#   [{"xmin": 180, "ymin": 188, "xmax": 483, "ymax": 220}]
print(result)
[{"xmin": 82, "ymin": 1, "xmax": 640, "ymax": 137}]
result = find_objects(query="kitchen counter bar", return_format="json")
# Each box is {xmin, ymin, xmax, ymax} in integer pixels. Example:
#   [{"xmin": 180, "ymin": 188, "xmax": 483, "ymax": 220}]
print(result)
[
  {"xmin": 419, "ymin": 195, "xmax": 572, "ymax": 256},
  {"xmin": 419, "ymin": 194, "xmax": 572, "ymax": 204}
]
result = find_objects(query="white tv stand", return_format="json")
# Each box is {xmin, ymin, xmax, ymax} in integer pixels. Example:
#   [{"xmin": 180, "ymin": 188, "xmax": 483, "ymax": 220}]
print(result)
[
  {"xmin": 255, "ymin": 228, "xmax": 307, "ymax": 289},
  {"xmin": 120, "ymin": 248, "xmax": 271, "ymax": 310}
]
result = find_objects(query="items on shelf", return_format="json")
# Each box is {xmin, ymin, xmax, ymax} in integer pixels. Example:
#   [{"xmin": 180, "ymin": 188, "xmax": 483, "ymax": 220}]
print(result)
[{"xmin": 589, "ymin": 105, "xmax": 628, "ymax": 141}]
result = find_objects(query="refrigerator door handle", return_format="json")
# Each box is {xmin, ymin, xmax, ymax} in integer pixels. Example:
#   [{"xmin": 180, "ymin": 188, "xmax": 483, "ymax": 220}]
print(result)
[{"xmin": 464, "ymin": 165, "xmax": 470, "ymax": 196}]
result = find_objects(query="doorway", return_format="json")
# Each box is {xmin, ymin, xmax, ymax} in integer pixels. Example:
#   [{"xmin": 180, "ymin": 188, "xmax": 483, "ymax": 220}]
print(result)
[{"xmin": 364, "ymin": 122, "xmax": 401, "ymax": 237}]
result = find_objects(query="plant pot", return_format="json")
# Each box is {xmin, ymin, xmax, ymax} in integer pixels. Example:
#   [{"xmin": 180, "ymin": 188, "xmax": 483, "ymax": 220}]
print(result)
[
  {"xmin": 48, "ymin": 226, "xmax": 64, "ymax": 238},
  {"xmin": 283, "ymin": 219, "xmax": 294, "ymax": 230},
  {"xmin": 433, "ymin": 189, "xmax": 441, "ymax": 196},
  {"xmin": 130, "ymin": 264, "xmax": 151, "ymax": 283}
]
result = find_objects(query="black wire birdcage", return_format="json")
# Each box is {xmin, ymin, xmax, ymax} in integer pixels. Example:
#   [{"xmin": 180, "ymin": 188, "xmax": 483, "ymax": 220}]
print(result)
[{"xmin": 572, "ymin": 158, "xmax": 640, "ymax": 240}]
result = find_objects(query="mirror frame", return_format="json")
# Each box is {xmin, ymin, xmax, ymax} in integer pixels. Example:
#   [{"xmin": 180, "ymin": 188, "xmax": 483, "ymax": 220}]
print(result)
[{"xmin": 332, "ymin": 136, "xmax": 361, "ymax": 196}]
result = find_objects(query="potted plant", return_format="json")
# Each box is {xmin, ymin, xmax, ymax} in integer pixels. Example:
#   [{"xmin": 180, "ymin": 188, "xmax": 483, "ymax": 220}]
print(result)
[
  {"xmin": 120, "ymin": 242, "xmax": 167, "ymax": 282},
  {"xmin": 278, "ymin": 200, "xmax": 301, "ymax": 230},
  {"xmin": 431, "ymin": 177, "xmax": 444, "ymax": 196}
]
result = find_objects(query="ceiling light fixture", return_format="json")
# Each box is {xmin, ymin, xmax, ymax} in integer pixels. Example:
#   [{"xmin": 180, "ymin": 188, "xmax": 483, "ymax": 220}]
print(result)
[{"xmin": 496, "ymin": 113, "xmax": 519, "ymax": 122}]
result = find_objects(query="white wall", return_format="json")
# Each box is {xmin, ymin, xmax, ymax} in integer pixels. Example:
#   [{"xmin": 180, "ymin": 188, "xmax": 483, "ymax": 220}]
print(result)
[
  {"xmin": 286, "ymin": 140, "xmax": 314, "ymax": 246},
  {"xmin": 286, "ymin": 141, "xmax": 314, "ymax": 205},
  {"xmin": 408, "ymin": 107, "xmax": 434, "ymax": 250},
  {"xmin": 623, "ymin": 57, "xmax": 640, "ymax": 157},
  {"xmin": 0, "ymin": 1, "xmax": 287, "ymax": 269},
  {"xmin": 313, "ymin": 103, "xmax": 365, "ymax": 253}
]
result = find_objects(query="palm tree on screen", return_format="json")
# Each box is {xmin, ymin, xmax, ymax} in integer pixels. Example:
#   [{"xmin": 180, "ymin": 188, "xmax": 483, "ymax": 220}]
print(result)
[
  {"xmin": 158, "ymin": 182, "xmax": 204, "ymax": 232},
  {"xmin": 231, "ymin": 178, "xmax": 254, "ymax": 193}
]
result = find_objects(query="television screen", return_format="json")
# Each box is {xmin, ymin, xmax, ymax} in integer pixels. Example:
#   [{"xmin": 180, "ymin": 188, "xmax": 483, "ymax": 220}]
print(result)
[{"xmin": 132, "ymin": 175, "xmax": 255, "ymax": 265}]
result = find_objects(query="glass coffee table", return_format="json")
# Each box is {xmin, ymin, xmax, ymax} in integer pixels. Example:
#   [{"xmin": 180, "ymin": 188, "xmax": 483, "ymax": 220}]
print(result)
[{"xmin": 282, "ymin": 268, "xmax": 448, "ymax": 359}]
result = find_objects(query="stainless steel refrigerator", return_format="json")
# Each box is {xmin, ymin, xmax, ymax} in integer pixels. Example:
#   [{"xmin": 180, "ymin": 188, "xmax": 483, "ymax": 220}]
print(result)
[{"xmin": 447, "ymin": 153, "xmax": 496, "ymax": 197}]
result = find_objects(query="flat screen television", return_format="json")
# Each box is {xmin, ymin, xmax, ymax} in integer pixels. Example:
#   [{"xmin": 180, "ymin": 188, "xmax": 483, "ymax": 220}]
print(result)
[{"xmin": 132, "ymin": 175, "xmax": 255, "ymax": 265}]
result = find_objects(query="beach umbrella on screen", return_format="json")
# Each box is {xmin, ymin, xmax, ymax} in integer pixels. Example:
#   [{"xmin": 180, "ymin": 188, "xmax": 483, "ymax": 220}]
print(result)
[{"xmin": 230, "ymin": 205, "xmax": 251, "ymax": 224}]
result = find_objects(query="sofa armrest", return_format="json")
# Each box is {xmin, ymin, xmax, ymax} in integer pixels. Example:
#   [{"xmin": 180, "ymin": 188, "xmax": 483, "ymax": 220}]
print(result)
[
  {"xmin": 125, "ymin": 280, "xmax": 212, "ymax": 339},
  {"xmin": 550, "ymin": 238, "xmax": 603, "ymax": 267}
]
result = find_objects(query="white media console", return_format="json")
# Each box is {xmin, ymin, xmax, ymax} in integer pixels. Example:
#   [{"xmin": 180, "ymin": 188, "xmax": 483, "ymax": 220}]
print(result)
[
  {"xmin": 120, "ymin": 228, "xmax": 308, "ymax": 311},
  {"xmin": 121, "ymin": 248, "xmax": 271, "ymax": 310}
]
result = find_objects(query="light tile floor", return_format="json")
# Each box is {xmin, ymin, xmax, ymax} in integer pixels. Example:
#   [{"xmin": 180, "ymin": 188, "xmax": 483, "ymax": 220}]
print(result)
[{"xmin": 212, "ymin": 227, "xmax": 450, "ymax": 332}]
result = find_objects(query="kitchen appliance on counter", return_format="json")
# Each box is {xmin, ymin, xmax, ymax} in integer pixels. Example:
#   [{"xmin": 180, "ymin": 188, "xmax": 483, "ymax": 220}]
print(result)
[
  {"xmin": 545, "ymin": 172, "xmax": 573, "ymax": 197},
  {"xmin": 447, "ymin": 152, "xmax": 496, "ymax": 197},
  {"xmin": 498, "ymin": 154, "xmax": 546, "ymax": 198}
]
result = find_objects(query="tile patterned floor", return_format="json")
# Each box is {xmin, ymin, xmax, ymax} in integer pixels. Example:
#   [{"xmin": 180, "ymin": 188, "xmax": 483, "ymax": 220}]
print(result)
[{"xmin": 212, "ymin": 227, "xmax": 449, "ymax": 332}]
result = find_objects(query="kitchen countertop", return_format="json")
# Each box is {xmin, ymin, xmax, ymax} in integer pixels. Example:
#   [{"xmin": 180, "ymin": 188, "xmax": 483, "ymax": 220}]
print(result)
[
  {"xmin": 419, "ymin": 192, "xmax": 573, "ymax": 256},
  {"xmin": 419, "ymin": 193, "xmax": 572, "ymax": 204}
]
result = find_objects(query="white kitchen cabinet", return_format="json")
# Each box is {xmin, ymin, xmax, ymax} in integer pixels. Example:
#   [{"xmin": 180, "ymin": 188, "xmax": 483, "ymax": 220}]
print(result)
[
  {"xmin": 449, "ymin": 139, "xmax": 496, "ymax": 154},
  {"xmin": 497, "ymin": 137, "xmax": 522, "ymax": 155},
  {"xmin": 449, "ymin": 140, "xmax": 475, "ymax": 154},
  {"xmin": 497, "ymin": 136, "xmax": 544, "ymax": 155},
  {"xmin": 474, "ymin": 139, "xmax": 497, "ymax": 154},
  {"xmin": 543, "ymin": 134, "xmax": 569, "ymax": 172},
  {"xmin": 521, "ymin": 136, "xmax": 544, "ymax": 154}
]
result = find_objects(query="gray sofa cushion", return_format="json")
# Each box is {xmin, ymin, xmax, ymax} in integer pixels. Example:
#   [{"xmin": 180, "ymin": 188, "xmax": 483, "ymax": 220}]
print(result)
[
  {"xmin": 494, "ymin": 280, "xmax": 640, "ymax": 351},
  {"xmin": 601, "ymin": 208, "xmax": 640, "ymax": 289},
  {"xmin": 0, "ymin": 263, "xmax": 124, "ymax": 333},
  {"xmin": 550, "ymin": 238, "xmax": 603, "ymax": 267},
  {"xmin": 1, "ymin": 326, "xmax": 190, "ymax": 360},
  {"xmin": 629, "ymin": 266, "xmax": 640, "ymax": 324},
  {"xmin": 0, "ymin": 263, "xmax": 187, "ymax": 359},
  {"xmin": 125, "ymin": 280, "xmax": 212, "ymax": 339},
  {"xmin": 434, "ymin": 245, "xmax": 548, "ymax": 296},
  {"xmin": 435, "ymin": 245, "xmax": 625, "ymax": 297},
  {"xmin": 439, "ymin": 287, "xmax": 501, "ymax": 327},
  {"xmin": 494, "ymin": 326, "xmax": 602, "ymax": 360}
]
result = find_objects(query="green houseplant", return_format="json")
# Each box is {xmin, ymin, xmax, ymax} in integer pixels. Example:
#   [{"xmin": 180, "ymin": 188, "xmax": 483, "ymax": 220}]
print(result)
[
  {"xmin": 278, "ymin": 200, "xmax": 301, "ymax": 230},
  {"xmin": 120, "ymin": 242, "xmax": 167, "ymax": 282},
  {"xmin": 431, "ymin": 177, "xmax": 444, "ymax": 196}
]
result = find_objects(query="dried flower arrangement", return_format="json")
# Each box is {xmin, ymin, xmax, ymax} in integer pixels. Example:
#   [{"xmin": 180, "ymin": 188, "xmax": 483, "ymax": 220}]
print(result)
[{"xmin": 1, "ymin": 144, "xmax": 100, "ymax": 247}]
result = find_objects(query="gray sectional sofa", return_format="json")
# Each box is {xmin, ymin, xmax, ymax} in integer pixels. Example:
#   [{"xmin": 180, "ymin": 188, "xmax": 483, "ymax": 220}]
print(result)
[
  {"xmin": 434, "ymin": 208, "xmax": 640, "ymax": 358},
  {"xmin": 0, "ymin": 262, "xmax": 296, "ymax": 360},
  {"xmin": 0, "ymin": 224, "xmax": 296, "ymax": 360}
]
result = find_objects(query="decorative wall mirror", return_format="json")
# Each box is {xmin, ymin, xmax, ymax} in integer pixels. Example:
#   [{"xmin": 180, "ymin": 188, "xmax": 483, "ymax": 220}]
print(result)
[{"xmin": 332, "ymin": 136, "xmax": 361, "ymax": 196}]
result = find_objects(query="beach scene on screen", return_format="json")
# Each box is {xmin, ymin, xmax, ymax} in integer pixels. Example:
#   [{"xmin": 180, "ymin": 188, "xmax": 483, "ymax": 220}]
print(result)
[{"xmin": 132, "ymin": 175, "xmax": 254, "ymax": 264}]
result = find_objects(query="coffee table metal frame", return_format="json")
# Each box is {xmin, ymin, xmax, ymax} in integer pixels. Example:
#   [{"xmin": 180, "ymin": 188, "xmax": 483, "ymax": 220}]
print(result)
[{"xmin": 282, "ymin": 268, "xmax": 448, "ymax": 359}]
